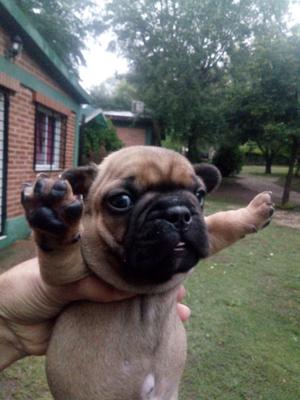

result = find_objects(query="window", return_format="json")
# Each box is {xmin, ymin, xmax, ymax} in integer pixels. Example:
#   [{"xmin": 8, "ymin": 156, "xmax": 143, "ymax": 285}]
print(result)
[{"xmin": 34, "ymin": 105, "xmax": 67, "ymax": 171}]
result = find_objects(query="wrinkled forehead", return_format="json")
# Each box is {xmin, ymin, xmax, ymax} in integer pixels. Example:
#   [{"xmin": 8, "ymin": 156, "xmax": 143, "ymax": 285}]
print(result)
[{"xmin": 95, "ymin": 147, "xmax": 197, "ymax": 191}]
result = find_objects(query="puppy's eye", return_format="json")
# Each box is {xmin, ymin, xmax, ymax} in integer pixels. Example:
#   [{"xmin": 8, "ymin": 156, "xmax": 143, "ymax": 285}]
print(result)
[
  {"xmin": 195, "ymin": 189, "xmax": 206, "ymax": 207},
  {"xmin": 107, "ymin": 193, "xmax": 133, "ymax": 212}
]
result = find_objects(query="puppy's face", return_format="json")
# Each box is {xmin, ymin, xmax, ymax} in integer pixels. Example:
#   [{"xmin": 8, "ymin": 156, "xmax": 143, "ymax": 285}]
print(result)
[{"xmin": 63, "ymin": 147, "xmax": 221, "ymax": 290}]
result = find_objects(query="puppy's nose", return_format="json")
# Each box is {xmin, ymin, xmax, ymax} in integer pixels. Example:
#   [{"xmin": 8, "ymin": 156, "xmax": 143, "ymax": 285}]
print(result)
[{"xmin": 164, "ymin": 206, "xmax": 192, "ymax": 230}]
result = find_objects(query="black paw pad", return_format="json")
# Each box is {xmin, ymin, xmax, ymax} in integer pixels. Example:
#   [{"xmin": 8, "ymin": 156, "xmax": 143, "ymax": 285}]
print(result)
[
  {"xmin": 29, "ymin": 206, "xmax": 67, "ymax": 235},
  {"xmin": 34, "ymin": 179, "xmax": 48, "ymax": 197},
  {"xmin": 64, "ymin": 200, "xmax": 83, "ymax": 222},
  {"xmin": 49, "ymin": 180, "xmax": 68, "ymax": 202}
]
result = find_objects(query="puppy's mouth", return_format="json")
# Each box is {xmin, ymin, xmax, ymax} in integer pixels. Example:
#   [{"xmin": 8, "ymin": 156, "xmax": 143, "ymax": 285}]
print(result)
[
  {"xmin": 122, "ymin": 196, "xmax": 209, "ymax": 284},
  {"xmin": 173, "ymin": 241, "xmax": 187, "ymax": 256},
  {"xmin": 122, "ymin": 225, "xmax": 208, "ymax": 284}
]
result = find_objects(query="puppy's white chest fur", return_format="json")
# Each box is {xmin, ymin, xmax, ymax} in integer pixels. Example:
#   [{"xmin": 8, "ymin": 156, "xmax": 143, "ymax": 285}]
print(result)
[{"xmin": 141, "ymin": 373, "xmax": 156, "ymax": 399}]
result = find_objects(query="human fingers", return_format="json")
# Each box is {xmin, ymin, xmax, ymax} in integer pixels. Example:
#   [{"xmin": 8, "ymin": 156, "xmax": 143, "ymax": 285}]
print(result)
[
  {"xmin": 177, "ymin": 285, "xmax": 186, "ymax": 302},
  {"xmin": 176, "ymin": 286, "xmax": 191, "ymax": 322},
  {"xmin": 177, "ymin": 303, "xmax": 191, "ymax": 322}
]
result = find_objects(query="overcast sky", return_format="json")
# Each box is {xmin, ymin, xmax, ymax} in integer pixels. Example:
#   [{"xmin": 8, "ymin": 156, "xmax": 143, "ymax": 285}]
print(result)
[
  {"xmin": 78, "ymin": 3, "xmax": 300, "ymax": 91},
  {"xmin": 78, "ymin": 32, "xmax": 129, "ymax": 91}
]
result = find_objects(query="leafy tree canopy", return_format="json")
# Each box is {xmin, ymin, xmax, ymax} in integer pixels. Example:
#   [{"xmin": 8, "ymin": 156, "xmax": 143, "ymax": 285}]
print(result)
[
  {"xmin": 227, "ymin": 32, "xmax": 300, "ymax": 172},
  {"xmin": 100, "ymin": 0, "xmax": 292, "ymax": 159},
  {"xmin": 16, "ymin": 0, "xmax": 104, "ymax": 72},
  {"xmin": 225, "ymin": 30, "xmax": 300, "ymax": 204},
  {"xmin": 89, "ymin": 78, "xmax": 138, "ymax": 110},
  {"xmin": 97, "ymin": 0, "xmax": 299, "ymax": 202}
]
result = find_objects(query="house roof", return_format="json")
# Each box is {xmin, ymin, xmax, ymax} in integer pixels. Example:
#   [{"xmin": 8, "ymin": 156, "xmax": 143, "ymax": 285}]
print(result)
[
  {"xmin": 104, "ymin": 111, "xmax": 136, "ymax": 119},
  {"xmin": 81, "ymin": 107, "xmax": 154, "ymax": 129},
  {"xmin": 0, "ymin": 0, "xmax": 90, "ymax": 104},
  {"xmin": 81, "ymin": 105, "xmax": 107, "ymax": 127},
  {"xmin": 103, "ymin": 110, "xmax": 153, "ymax": 122},
  {"xmin": 83, "ymin": 106, "xmax": 104, "ymax": 124}
]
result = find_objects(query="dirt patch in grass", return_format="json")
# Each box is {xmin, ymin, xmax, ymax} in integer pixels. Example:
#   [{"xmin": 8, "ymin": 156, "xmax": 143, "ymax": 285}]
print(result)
[
  {"xmin": 212, "ymin": 168, "xmax": 300, "ymax": 208},
  {"xmin": 274, "ymin": 210, "xmax": 300, "ymax": 229},
  {"xmin": 210, "ymin": 171, "xmax": 300, "ymax": 230}
]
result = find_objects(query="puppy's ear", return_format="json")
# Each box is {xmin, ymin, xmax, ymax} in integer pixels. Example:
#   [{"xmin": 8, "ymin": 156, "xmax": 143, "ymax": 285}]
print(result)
[
  {"xmin": 61, "ymin": 164, "xmax": 98, "ymax": 196},
  {"xmin": 194, "ymin": 163, "xmax": 221, "ymax": 193}
]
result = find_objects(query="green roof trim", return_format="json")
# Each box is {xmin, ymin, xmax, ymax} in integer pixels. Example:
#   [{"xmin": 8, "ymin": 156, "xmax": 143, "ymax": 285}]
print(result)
[
  {"xmin": 94, "ymin": 114, "xmax": 107, "ymax": 128},
  {"xmin": 82, "ymin": 106, "xmax": 108, "ymax": 128},
  {"xmin": 0, "ymin": 0, "xmax": 90, "ymax": 104},
  {"xmin": 0, "ymin": 55, "xmax": 81, "ymax": 112}
]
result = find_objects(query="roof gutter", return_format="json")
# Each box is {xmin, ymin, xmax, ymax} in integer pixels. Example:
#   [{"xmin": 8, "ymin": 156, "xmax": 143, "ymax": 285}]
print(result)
[{"xmin": 0, "ymin": 0, "xmax": 90, "ymax": 104}]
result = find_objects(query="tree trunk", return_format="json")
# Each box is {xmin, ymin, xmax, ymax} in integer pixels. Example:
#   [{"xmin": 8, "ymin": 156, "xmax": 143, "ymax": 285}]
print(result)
[
  {"xmin": 264, "ymin": 151, "xmax": 273, "ymax": 175},
  {"xmin": 152, "ymin": 120, "xmax": 162, "ymax": 146},
  {"xmin": 281, "ymin": 136, "xmax": 299, "ymax": 206},
  {"xmin": 294, "ymin": 158, "xmax": 300, "ymax": 177},
  {"xmin": 187, "ymin": 132, "xmax": 198, "ymax": 163}
]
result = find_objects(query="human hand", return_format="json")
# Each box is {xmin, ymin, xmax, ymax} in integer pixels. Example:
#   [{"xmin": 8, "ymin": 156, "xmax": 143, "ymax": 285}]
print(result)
[
  {"xmin": 177, "ymin": 285, "xmax": 191, "ymax": 322},
  {"xmin": 0, "ymin": 258, "xmax": 134, "ymax": 370},
  {"xmin": 0, "ymin": 258, "xmax": 190, "ymax": 370}
]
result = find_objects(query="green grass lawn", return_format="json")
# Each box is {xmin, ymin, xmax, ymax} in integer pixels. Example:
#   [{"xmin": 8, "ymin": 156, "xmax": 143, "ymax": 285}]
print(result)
[
  {"xmin": 181, "ymin": 201, "xmax": 300, "ymax": 400},
  {"xmin": 0, "ymin": 200, "xmax": 299, "ymax": 400},
  {"xmin": 242, "ymin": 165, "xmax": 289, "ymax": 177}
]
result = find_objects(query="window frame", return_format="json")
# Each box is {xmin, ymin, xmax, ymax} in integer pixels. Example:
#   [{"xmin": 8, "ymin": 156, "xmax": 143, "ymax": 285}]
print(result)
[{"xmin": 34, "ymin": 104, "xmax": 67, "ymax": 172}]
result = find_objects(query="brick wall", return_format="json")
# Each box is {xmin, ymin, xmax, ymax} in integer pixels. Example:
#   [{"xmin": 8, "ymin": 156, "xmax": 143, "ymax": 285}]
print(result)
[
  {"xmin": 0, "ymin": 27, "xmax": 78, "ymax": 220},
  {"xmin": 116, "ymin": 126, "xmax": 146, "ymax": 147},
  {"xmin": 5, "ymin": 86, "xmax": 76, "ymax": 218},
  {"xmin": 6, "ymin": 85, "xmax": 35, "ymax": 218},
  {"xmin": 0, "ymin": 26, "xmax": 68, "ymax": 98}
]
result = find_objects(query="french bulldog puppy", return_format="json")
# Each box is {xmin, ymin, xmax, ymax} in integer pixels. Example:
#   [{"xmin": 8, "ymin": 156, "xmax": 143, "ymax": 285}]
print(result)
[{"xmin": 22, "ymin": 146, "xmax": 273, "ymax": 400}]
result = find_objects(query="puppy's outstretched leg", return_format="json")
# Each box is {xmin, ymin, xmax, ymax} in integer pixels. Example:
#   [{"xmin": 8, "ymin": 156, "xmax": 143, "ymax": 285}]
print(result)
[
  {"xmin": 21, "ymin": 176, "xmax": 88, "ymax": 286},
  {"xmin": 205, "ymin": 192, "xmax": 274, "ymax": 256}
]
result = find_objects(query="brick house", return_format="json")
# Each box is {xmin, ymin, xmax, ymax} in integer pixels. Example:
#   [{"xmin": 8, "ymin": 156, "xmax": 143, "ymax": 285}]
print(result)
[
  {"xmin": 0, "ymin": 0, "xmax": 89, "ymax": 248},
  {"xmin": 81, "ymin": 108, "xmax": 154, "ymax": 148},
  {"xmin": 103, "ymin": 111, "xmax": 153, "ymax": 147}
]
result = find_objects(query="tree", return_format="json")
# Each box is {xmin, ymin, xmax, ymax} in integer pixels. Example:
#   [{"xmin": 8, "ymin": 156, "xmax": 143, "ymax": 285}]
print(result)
[
  {"xmin": 100, "ymin": 0, "xmax": 291, "ymax": 158},
  {"xmin": 15, "ymin": 0, "xmax": 104, "ymax": 72},
  {"xmin": 227, "ymin": 32, "xmax": 300, "ymax": 204},
  {"xmin": 90, "ymin": 78, "xmax": 137, "ymax": 110},
  {"xmin": 212, "ymin": 145, "xmax": 244, "ymax": 177},
  {"xmin": 227, "ymin": 34, "xmax": 299, "ymax": 173}
]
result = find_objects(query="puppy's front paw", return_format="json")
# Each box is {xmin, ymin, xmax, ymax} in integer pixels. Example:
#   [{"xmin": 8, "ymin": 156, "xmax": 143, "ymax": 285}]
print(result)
[
  {"xmin": 246, "ymin": 191, "xmax": 274, "ymax": 231},
  {"xmin": 21, "ymin": 175, "xmax": 83, "ymax": 250}
]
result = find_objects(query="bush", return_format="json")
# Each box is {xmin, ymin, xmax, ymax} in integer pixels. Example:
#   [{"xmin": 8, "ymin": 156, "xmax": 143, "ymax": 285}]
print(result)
[
  {"xmin": 80, "ymin": 119, "xmax": 123, "ymax": 165},
  {"xmin": 212, "ymin": 145, "xmax": 244, "ymax": 177}
]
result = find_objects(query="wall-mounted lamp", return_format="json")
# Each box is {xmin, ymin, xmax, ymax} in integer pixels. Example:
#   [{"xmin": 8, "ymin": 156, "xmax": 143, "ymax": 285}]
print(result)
[{"xmin": 5, "ymin": 35, "xmax": 23, "ymax": 61}]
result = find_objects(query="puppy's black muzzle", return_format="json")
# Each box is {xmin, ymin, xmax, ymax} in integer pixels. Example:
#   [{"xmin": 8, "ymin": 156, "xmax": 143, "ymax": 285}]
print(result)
[
  {"xmin": 148, "ymin": 205, "xmax": 192, "ymax": 232},
  {"xmin": 122, "ymin": 191, "xmax": 209, "ymax": 284}
]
